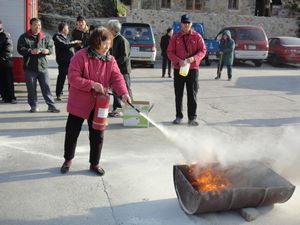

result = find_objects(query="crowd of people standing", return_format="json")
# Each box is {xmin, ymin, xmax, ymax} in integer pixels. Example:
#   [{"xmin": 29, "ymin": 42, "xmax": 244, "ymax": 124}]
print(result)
[{"xmin": 0, "ymin": 13, "xmax": 226, "ymax": 175}]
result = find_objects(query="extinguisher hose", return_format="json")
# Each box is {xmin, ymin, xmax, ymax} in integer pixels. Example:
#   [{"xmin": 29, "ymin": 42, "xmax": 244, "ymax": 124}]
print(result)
[
  {"xmin": 108, "ymin": 92, "xmax": 141, "ymax": 113},
  {"xmin": 127, "ymin": 101, "xmax": 141, "ymax": 113}
]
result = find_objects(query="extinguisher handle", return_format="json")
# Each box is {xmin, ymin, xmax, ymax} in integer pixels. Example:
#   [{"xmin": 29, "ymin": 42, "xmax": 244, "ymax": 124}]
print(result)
[
  {"xmin": 107, "ymin": 92, "xmax": 141, "ymax": 113},
  {"xmin": 127, "ymin": 101, "xmax": 140, "ymax": 113}
]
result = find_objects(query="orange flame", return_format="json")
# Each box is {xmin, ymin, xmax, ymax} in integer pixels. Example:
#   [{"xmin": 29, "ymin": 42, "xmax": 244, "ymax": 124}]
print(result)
[{"xmin": 188, "ymin": 163, "xmax": 232, "ymax": 192}]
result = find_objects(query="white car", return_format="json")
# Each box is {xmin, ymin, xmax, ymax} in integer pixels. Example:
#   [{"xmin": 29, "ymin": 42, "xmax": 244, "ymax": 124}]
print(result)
[{"xmin": 121, "ymin": 22, "xmax": 156, "ymax": 67}]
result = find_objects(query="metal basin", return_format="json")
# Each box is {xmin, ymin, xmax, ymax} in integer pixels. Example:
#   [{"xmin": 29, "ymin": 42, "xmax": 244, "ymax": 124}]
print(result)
[{"xmin": 173, "ymin": 161, "xmax": 295, "ymax": 214}]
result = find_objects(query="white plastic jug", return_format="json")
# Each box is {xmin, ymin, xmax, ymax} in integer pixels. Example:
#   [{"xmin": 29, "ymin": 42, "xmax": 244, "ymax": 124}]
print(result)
[{"xmin": 179, "ymin": 62, "xmax": 190, "ymax": 76}]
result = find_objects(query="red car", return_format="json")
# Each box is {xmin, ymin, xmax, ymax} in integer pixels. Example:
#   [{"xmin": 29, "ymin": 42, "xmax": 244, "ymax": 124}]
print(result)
[
  {"xmin": 216, "ymin": 25, "xmax": 269, "ymax": 67},
  {"xmin": 268, "ymin": 36, "xmax": 300, "ymax": 66}
]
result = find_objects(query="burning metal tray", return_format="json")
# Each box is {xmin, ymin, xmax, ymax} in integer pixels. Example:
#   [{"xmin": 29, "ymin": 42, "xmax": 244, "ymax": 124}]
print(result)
[{"xmin": 173, "ymin": 161, "xmax": 295, "ymax": 214}]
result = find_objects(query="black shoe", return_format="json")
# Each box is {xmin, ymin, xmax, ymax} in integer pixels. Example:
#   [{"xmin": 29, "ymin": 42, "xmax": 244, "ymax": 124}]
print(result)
[
  {"xmin": 188, "ymin": 120, "xmax": 199, "ymax": 126},
  {"xmin": 4, "ymin": 99, "xmax": 17, "ymax": 104},
  {"xmin": 47, "ymin": 107, "xmax": 60, "ymax": 113},
  {"xmin": 215, "ymin": 76, "xmax": 220, "ymax": 80},
  {"xmin": 90, "ymin": 165, "xmax": 105, "ymax": 176},
  {"xmin": 227, "ymin": 78, "xmax": 231, "ymax": 81},
  {"xmin": 60, "ymin": 161, "xmax": 71, "ymax": 174},
  {"xmin": 29, "ymin": 107, "xmax": 39, "ymax": 113},
  {"xmin": 108, "ymin": 110, "xmax": 121, "ymax": 117},
  {"xmin": 172, "ymin": 117, "xmax": 182, "ymax": 125},
  {"xmin": 56, "ymin": 96, "xmax": 62, "ymax": 101}
]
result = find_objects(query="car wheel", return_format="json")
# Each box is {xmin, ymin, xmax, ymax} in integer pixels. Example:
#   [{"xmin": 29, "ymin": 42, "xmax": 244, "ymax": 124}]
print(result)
[
  {"xmin": 253, "ymin": 60, "xmax": 263, "ymax": 67},
  {"xmin": 233, "ymin": 59, "xmax": 239, "ymax": 66},
  {"xmin": 150, "ymin": 63, "xmax": 155, "ymax": 68},
  {"xmin": 271, "ymin": 56, "xmax": 279, "ymax": 67}
]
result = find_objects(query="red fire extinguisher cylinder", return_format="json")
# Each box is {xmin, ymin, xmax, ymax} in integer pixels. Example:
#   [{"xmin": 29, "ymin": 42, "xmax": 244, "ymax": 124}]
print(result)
[{"xmin": 92, "ymin": 94, "xmax": 110, "ymax": 131}]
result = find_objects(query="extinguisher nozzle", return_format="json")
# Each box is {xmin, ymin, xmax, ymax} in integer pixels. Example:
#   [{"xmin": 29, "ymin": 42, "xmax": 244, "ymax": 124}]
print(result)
[
  {"xmin": 107, "ymin": 92, "xmax": 140, "ymax": 113},
  {"xmin": 127, "ymin": 101, "xmax": 140, "ymax": 113}
]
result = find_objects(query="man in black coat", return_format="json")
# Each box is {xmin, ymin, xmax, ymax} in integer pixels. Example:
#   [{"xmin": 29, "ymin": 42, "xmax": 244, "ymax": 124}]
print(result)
[
  {"xmin": 17, "ymin": 18, "xmax": 59, "ymax": 113},
  {"xmin": 160, "ymin": 27, "xmax": 173, "ymax": 78},
  {"xmin": 53, "ymin": 22, "xmax": 80, "ymax": 100},
  {"xmin": 107, "ymin": 19, "xmax": 132, "ymax": 117},
  {"xmin": 0, "ymin": 19, "xmax": 16, "ymax": 103}
]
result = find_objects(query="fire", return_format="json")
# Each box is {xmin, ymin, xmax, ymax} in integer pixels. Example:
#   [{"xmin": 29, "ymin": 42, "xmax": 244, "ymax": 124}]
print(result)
[{"xmin": 188, "ymin": 163, "xmax": 232, "ymax": 192}]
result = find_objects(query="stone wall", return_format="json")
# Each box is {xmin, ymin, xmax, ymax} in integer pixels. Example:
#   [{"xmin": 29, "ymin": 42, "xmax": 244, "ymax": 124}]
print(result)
[
  {"xmin": 39, "ymin": 5, "xmax": 298, "ymax": 54},
  {"xmin": 127, "ymin": 9, "xmax": 298, "ymax": 47},
  {"xmin": 132, "ymin": 0, "xmax": 256, "ymax": 15},
  {"xmin": 39, "ymin": 13, "xmax": 126, "ymax": 31},
  {"xmin": 204, "ymin": 0, "xmax": 255, "ymax": 15},
  {"xmin": 38, "ymin": 0, "xmax": 117, "ymax": 18}
]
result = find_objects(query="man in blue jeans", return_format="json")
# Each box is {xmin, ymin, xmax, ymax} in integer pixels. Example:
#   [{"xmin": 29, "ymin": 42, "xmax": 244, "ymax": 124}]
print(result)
[{"xmin": 17, "ymin": 18, "xmax": 60, "ymax": 113}]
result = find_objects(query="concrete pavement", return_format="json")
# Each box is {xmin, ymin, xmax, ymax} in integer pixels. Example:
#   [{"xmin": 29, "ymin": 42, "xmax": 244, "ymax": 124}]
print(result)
[{"xmin": 0, "ymin": 57, "xmax": 300, "ymax": 225}]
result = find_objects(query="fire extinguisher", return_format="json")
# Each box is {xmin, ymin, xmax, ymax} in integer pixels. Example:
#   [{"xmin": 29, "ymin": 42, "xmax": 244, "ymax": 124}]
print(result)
[{"xmin": 92, "ymin": 94, "xmax": 110, "ymax": 131}]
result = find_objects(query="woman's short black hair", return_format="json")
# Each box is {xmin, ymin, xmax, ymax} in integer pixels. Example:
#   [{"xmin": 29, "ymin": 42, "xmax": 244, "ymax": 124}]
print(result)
[
  {"xmin": 167, "ymin": 27, "xmax": 173, "ymax": 33},
  {"xmin": 30, "ymin": 18, "xmax": 41, "ymax": 25},
  {"xmin": 77, "ymin": 15, "xmax": 85, "ymax": 22},
  {"xmin": 58, "ymin": 22, "xmax": 68, "ymax": 32},
  {"xmin": 89, "ymin": 26, "xmax": 113, "ymax": 50}
]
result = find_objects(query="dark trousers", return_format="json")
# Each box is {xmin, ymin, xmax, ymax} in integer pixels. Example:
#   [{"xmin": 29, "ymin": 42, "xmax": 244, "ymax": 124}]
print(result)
[
  {"xmin": 162, "ymin": 56, "xmax": 172, "ymax": 77},
  {"xmin": 64, "ymin": 111, "xmax": 104, "ymax": 165},
  {"xmin": 219, "ymin": 62, "xmax": 232, "ymax": 79},
  {"xmin": 56, "ymin": 64, "xmax": 69, "ymax": 97},
  {"xmin": 112, "ymin": 73, "xmax": 132, "ymax": 110},
  {"xmin": 0, "ymin": 62, "xmax": 16, "ymax": 102},
  {"xmin": 24, "ymin": 69, "xmax": 56, "ymax": 109},
  {"xmin": 174, "ymin": 69, "xmax": 199, "ymax": 121}
]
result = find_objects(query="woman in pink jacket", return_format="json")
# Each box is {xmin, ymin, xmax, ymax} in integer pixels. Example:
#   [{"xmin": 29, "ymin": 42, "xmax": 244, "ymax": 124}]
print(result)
[{"xmin": 60, "ymin": 27, "xmax": 131, "ymax": 176}]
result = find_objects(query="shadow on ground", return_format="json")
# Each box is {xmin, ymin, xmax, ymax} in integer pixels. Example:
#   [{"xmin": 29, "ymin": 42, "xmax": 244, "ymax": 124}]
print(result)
[
  {"xmin": 233, "ymin": 76, "xmax": 300, "ymax": 95},
  {"xmin": 208, "ymin": 116, "xmax": 300, "ymax": 127},
  {"xmin": 0, "ymin": 167, "xmax": 99, "ymax": 184},
  {"xmin": 0, "ymin": 198, "xmax": 275, "ymax": 225}
]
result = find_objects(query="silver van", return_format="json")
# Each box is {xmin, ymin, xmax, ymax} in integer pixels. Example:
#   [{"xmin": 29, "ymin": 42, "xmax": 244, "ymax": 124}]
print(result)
[{"xmin": 121, "ymin": 22, "xmax": 156, "ymax": 67}]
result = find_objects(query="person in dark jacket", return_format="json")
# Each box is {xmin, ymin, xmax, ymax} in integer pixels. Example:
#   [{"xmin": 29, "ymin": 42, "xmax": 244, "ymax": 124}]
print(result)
[
  {"xmin": 160, "ymin": 27, "xmax": 173, "ymax": 78},
  {"xmin": 53, "ymin": 22, "xmax": 81, "ymax": 100},
  {"xmin": 71, "ymin": 15, "xmax": 89, "ymax": 52},
  {"xmin": 215, "ymin": 30, "xmax": 235, "ymax": 81},
  {"xmin": 0, "ymin": 19, "xmax": 16, "ymax": 104},
  {"xmin": 107, "ymin": 19, "xmax": 132, "ymax": 117},
  {"xmin": 17, "ymin": 18, "xmax": 59, "ymax": 113}
]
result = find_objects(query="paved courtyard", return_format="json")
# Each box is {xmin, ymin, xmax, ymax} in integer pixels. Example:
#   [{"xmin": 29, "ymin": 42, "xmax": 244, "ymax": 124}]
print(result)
[{"xmin": 0, "ymin": 57, "xmax": 300, "ymax": 225}]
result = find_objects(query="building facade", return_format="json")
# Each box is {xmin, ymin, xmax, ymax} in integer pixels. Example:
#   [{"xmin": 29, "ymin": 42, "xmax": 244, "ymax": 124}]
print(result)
[
  {"xmin": 130, "ymin": 0, "xmax": 256, "ymax": 16},
  {"xmin": 128, "ymin": 0, "xmax": 298, "ymax": 18},
  {"xmin": 38, "ymin": 0, "xmax": 299, "ymax": 43}
]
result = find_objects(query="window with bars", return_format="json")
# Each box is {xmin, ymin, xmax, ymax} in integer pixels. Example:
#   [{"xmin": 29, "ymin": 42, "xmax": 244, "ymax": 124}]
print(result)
[
  {"xmin": 186, "ymin": 0, "xmax": 204, "ymax": 11},
  {"xmin": 120, "ymin": 0, "xmax": 131, "ymax": 5},
  {"xmin": 228, "ymin": 0, "xmax": 239, "ymax": 10},
  {"xmin": 161, "ymin": 0, "xmax": 171, "ymax": 8}
]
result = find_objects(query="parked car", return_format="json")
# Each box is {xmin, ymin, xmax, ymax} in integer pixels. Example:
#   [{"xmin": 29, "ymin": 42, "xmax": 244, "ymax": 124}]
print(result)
[
  {"xmin": 121, "ymin": 22, "xmax": 156, "ymax": 67},
  {"xmin": 172, "ymin": 21, "xmax": 219, "ymax": 66},
  {"xmin": 216, "ymin": 25, "xmax": 269, "ymax": 67},
  {"xmin": 267, "ymin": 36, "xmax": 300, "ymax": 66}
]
